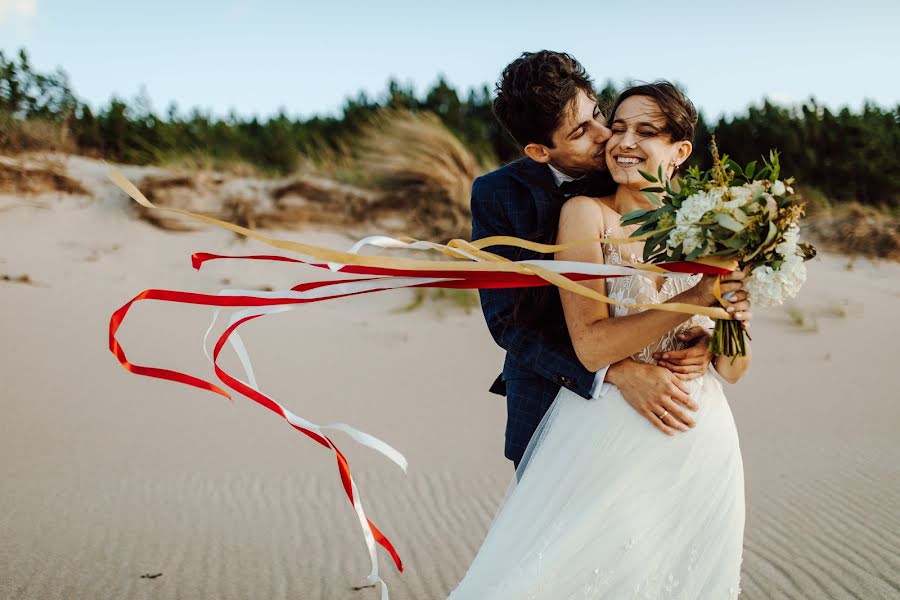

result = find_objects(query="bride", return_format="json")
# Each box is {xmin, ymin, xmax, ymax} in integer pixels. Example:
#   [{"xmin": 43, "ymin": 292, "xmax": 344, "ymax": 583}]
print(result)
[{"xmin": 449, "ymin": 82, "xmax": 752, "ymax": 599}]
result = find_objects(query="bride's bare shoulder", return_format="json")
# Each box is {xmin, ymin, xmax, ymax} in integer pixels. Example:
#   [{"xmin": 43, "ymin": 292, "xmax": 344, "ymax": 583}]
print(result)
[{"xmin": 559, "ymin": 194, "xmax": 615, "ymax": 231}]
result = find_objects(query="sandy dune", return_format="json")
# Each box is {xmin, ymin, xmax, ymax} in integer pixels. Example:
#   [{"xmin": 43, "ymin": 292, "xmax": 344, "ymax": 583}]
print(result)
[{"xmin": 1, "ymin": 154, "xmax": 898, "ymax": 599}]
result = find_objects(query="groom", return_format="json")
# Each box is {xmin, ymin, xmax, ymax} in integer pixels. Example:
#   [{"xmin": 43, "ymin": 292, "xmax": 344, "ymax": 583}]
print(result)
[{"xmin": 472, "ymin": 51, "xmax": 713, "ymax": 468}]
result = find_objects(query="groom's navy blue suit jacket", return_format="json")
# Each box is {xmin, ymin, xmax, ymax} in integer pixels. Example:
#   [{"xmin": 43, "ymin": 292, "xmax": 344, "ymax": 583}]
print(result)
[{"xmin": 471, "ymin": 158, "xmax": 615, "ymax": 465}]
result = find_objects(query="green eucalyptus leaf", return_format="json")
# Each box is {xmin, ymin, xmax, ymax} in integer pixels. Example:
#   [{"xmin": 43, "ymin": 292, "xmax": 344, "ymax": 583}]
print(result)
[
  {"xmin": 638, "ymin": 169, "xmax": 658, "ymax": 183},
  {"xmin": 648, "ymin": 228, "xmax": 672, "ymax": 248},
  {"xmin": 723, "ymin": 235, "xmax": 747, "ymax": 249},
  {"xmin": 621, "ymin": 208, "xmax": 652, "ymax": 223},
  {"xmin": 744, "ymin": 161, "xmax": 757, "ymax": 179},
  {"xmin": 743, "ymin": 222, "xmax": 777, "ymax": 261},
  {"xmin": 631, "ymin": 220, "xmax": 658, "ymax": 237},
  {"xmin": 769, "ymin": 150, "xmax": 781, "ymax": 181},
  {"xmin": 685, "ymin": 245, "xmax": 706, "ymax": 260},
  {"xmin": 633, "ymin": 221, "xmax": 659, "ymax": 236},
  {"xmin": 715, "ymin": 213, "xmax": 745, "ymax": 232},
  {"xmin": 763, "ymin": 220, "xmax": 778, "ymax": 246},
  {"xmin": 641, "ymin": 190, "xmax": 663, "ymax": 206},
  {"xmin": 730, "ymin": 209, "xmax": 749, "ymax": 224},
  {"xmin": 707, "ymin": 247, "xmax": 740, "ymax": 257}
]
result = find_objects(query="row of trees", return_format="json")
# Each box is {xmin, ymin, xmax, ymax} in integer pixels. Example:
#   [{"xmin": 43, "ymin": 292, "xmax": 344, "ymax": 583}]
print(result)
[{"xmin": 2, "ymin": 48, "xmax": 898, "ymax": 207}]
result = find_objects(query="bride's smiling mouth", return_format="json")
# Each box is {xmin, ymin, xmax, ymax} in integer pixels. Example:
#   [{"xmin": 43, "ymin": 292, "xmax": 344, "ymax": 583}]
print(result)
[{"xmin": 614, "ymin": 155, "xmax": 646, "ymax": 168}]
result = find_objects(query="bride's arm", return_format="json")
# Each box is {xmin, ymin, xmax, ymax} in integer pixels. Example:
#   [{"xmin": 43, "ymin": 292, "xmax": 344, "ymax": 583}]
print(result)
[{"xmin": 555, "ymin": 196, "xmax": 721, "ymax": 372}]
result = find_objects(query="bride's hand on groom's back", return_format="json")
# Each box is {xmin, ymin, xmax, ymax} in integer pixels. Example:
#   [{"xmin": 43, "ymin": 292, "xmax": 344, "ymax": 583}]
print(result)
[{"xmin": 607, "ymin": 360, "xmax": 699, "ymax": 436}]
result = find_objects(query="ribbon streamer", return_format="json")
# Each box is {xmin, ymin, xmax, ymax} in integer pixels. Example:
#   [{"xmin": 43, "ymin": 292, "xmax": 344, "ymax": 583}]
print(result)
[
  {"xmin": 107, "ymin": 171, "xmax": 739, "ymax": 598},
  {"xmin": 108, "ymin": 170, "xmax": 736, "ymax": 320}
]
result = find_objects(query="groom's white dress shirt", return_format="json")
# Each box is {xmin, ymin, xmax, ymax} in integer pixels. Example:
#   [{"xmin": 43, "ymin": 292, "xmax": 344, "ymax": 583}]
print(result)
[{"xmin": 548, "ymin": 163, "xmax": 612, "ymax": 400}]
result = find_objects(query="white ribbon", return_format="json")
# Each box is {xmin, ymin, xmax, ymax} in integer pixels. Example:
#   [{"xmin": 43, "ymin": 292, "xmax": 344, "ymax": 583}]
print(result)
[
  {"xmin": 192, "ymin": 237, "xmax": 692, "ymax": 599},
  {"xmin": 200, "ymin": 275, "xmax": 455, "ymax": 599}
]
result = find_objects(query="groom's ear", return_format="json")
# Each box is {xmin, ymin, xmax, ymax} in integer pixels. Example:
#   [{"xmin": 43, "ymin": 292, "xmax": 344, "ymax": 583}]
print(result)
[{"xmin": 524, "ymin": 143, "xmax": 552, "ymax": 164}]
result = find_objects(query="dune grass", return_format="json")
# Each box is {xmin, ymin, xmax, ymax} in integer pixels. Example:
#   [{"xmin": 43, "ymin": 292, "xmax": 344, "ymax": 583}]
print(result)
[{"xmin": 356, "ymin": 109, "xmax": 486, "ymax": 241}]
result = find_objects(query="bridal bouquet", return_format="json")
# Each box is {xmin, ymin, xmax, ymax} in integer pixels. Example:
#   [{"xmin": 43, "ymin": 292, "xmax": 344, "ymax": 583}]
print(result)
[{"xmin": 621, "ymin": 141, "xmax": 817, "ymax": 357}]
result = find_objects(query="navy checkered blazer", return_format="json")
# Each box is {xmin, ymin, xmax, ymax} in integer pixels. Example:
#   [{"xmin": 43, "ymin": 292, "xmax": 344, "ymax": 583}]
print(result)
[{"xmin": 471, "ymin": 157, "xmax": 615, "ymax": 466}]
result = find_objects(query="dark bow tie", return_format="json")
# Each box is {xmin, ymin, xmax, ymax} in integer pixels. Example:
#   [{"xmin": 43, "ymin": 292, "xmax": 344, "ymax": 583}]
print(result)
[
  {"xmin": 557, "ymin": 177, "xmax": 590, "ymax": 197},
  {"xmin": 557, "ymin": 172, "xmax": 613, "ymax": 198}
]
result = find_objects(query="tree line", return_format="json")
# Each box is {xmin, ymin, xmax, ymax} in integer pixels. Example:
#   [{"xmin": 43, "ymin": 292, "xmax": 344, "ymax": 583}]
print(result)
[{"xmin": 2, "ymin": 48, "xmax": 897, "ymax": 207}]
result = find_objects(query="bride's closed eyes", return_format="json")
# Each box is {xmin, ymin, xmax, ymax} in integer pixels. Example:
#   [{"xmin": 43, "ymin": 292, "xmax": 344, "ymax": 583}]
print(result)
[{"xmin": 609, "ymin": 122, "xmax": 666, "ymax": 139}]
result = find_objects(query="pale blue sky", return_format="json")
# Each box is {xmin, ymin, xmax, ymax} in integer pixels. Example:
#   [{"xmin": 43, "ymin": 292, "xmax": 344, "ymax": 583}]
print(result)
[{"xmin": 2, "ymin": 0, "xmax": 898, "ymax": 120}]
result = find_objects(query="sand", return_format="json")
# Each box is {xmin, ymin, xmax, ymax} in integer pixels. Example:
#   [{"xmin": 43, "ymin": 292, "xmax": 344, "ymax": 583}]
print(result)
[{"xmin": 1, "ymin": 153, "xmax": 898, "ymax": 599}]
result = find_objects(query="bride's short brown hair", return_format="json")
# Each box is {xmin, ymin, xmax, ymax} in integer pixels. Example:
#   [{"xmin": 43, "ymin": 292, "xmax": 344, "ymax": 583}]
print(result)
[
  {"xmin": 610, "ymin": 81, "xmax": 698, "ymax": 142},
  {"xmin": 493, "ymin": 51, "xmax": 595, "ymax": 148}
]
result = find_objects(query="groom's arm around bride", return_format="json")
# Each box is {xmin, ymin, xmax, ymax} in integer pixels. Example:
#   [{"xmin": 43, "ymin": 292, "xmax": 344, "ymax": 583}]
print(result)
[{"xmin": 472, "ymin": 51, "xmax": 713, "ymax": 468}]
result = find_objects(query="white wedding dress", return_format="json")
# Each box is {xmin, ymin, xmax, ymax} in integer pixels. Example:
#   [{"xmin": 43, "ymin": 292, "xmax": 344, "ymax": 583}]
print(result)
[{"xmin": 448, "ymin": 226, "xmax": 745, "ymax": 599}]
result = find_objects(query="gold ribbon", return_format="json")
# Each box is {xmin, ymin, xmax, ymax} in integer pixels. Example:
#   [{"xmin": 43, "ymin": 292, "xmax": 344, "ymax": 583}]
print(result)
[{"xmin": 108, "ymin": 171, "xmax": 734, "ymax": 320}]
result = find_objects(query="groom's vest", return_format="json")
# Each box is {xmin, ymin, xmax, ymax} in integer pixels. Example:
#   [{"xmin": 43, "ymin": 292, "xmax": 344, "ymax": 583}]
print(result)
[{"xmin": 471, "ymin": 158, "xmax": 615, "ymax": 465}]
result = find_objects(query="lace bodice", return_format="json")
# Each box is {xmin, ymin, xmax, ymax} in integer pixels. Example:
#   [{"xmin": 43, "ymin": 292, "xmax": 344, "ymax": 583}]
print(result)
[{"xmin": 602, "ymin": 226, "xmax": 713, "ymax": 365}]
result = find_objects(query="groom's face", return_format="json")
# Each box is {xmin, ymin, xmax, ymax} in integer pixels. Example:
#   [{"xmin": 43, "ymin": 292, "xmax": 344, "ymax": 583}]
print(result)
[{"xmin": 545, "ymin": 90, "xmax": 611, "ymax": 177}]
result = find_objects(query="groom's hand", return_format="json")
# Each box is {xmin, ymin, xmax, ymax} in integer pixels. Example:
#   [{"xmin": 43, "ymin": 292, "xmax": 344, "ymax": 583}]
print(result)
[
  {"xmin": 653, "ymin": 326, "xmax": 713, "ymax": 382},
  {"xmin": 606, "ymin": 360, "xmax": 698, "ymax": 435}
]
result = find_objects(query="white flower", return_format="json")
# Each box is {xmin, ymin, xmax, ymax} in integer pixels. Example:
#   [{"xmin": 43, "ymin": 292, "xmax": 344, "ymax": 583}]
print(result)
[
  {"xmin": 771, "ymin": 180, "xmax": 786, "ymax": 196},
  {"xmin": 668, "ymin": 224, "xmax": 705, "ymax": 254},
  {"xmin": 775, "ymin": 224, "xmax": 800, "ymax": 258},
  {"xmin": 746, "ymin": 224, "xmax": 807, "ymax": 306},
  {"xmin": 676, "ymin": 189, "xmax": 722, "ymax": 226},
  {"xmin": 748, "ymin": 180, "xmax": 767, "ymax": 198},
  {"xmin": 727, "ymin": 186, "xmax": 752, "ymax": 205},
  {"xmin": 744, "ymin": 259, "xmax": 807, "ymax": 307}
]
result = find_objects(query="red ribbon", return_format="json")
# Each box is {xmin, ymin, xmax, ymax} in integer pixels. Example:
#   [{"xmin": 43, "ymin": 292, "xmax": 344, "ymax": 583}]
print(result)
[{"xmin": 109, "ymin": 251, "xmax": 733, "ymax": 578}]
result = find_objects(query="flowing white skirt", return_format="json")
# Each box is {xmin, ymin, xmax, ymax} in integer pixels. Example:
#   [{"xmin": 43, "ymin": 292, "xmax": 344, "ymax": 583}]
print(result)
[{"xmin": 449, "ymin": 372, "xmax": 745, "ymax": 599}]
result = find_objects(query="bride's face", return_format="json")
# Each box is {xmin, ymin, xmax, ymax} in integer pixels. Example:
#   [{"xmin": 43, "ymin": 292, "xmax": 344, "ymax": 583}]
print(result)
[{"xmin": 606, "ymin": 95, "xmax": 691, "ymax": 189}]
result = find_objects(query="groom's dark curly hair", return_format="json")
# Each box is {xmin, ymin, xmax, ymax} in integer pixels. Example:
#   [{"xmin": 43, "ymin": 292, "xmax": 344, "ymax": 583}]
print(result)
[{"xmin": 493, "ymin": 51, "xmax": 595, "ymax": 147}]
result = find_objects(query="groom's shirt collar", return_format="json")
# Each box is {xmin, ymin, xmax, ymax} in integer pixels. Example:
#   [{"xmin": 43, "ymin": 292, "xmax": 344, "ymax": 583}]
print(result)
[{"xmin": 547, "ymin": 163, "xmax": 583, "ymax": 187}]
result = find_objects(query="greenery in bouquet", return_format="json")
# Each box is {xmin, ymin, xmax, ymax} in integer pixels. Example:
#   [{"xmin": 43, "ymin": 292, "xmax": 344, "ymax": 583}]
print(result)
[{"xmin": 620, "ymin": 140, "xmax": 817, "ymax": 357}]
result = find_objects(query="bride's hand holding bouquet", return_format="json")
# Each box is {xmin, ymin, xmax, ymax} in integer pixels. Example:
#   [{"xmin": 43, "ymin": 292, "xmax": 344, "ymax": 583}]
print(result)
[{"xmin": 622, "ymin": 139, "xmax": 816, "ymax": 364}]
